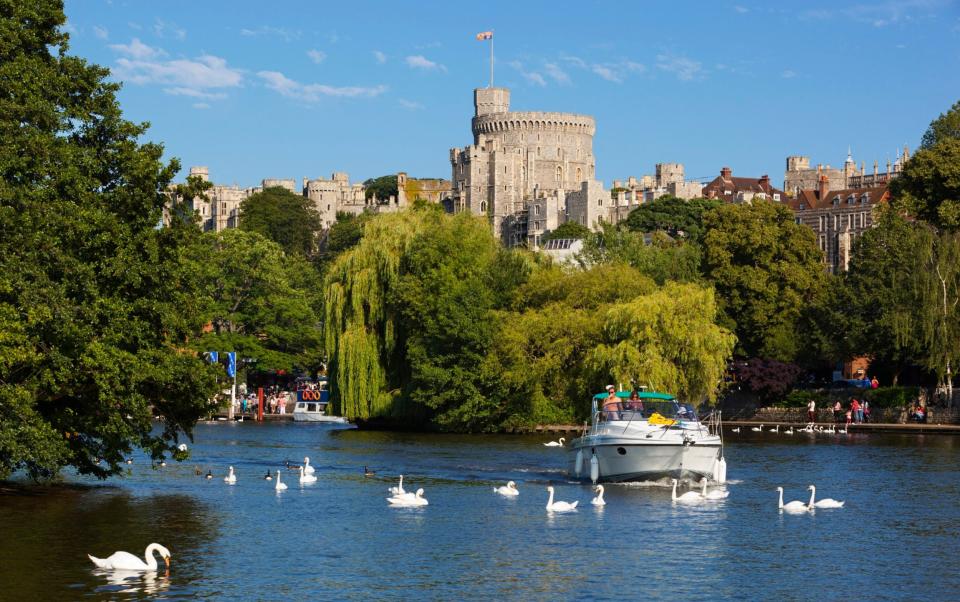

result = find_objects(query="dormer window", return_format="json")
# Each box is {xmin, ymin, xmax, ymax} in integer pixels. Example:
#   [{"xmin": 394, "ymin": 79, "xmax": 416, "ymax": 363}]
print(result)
[
  {"xmin": 833, "ymin": 196, "xmax": 840, "ymax": 206},
  {"xmin": 847, "ymin": 195, "xmax": 855, "ymax": 204}
]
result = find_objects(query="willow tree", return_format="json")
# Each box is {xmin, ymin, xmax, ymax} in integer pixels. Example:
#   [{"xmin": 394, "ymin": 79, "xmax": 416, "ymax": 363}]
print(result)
[
  {"xmin": 323, "ymin": 210, "xmax": 429, "ymax": 420},
  {"xmin": 587, "ymin": 283, "xmax": 736, "ymax": 403},
  {"xmin": 914, "ymin": 230, "xmax": 960, "ymax": 405}
]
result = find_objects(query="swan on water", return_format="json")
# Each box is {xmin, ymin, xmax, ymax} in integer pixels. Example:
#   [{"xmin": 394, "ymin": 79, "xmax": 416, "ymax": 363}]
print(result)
[
  {"xmin": 263, "ymin": 470, "xmax": 272, "ymax": 481},
  {"xmin": 303, "ymin": 457, "xmax": 315, "ymax": 475},
  {"xmin": 808, "ymin": 485, "xmax": 845, "ymax": 509},
  {"xmin": 768, "ymin": 425, "xmax": 780, "ymax": 433},
  {"xmin": 545, "ymin": 486, "xmax": 578, "ymax": 512},
  {"xmin": 591, "ymin": 485, "xmax": 606, "ymax": 506},
  {"xmin": 388, "ymin": 475, "xmax": 406, "ymax": 496},
  {"xmin": 88, "ymin": 543, "xmax": 171, "ymax": 571},
  {"xmin": 494, "ymin": 481, "xmax": 520, "ymax": 496},
  {"xmin": 275, "ymin": 470, "xmax": 287, "ymax": 491},
  {"xmin": 784, "ymin": 427, "xmax": 794, "ymax": 435},
  {"xmin": 544, "ymin": 437, "xmax": 565, "ymax": 447},
  {"xmin": 298, "ymin": 466, "xmax": 317, "ymax": 484},
  {"xmin": 388, "ymin": 488, "xmax": 428, "ymax": 507},
  {"xmin": 671, "ymin": 478, "xmax": 704, "ymax": 503},
  {"xmin": 751, "ymin": 424, "xmax": 764, "ymax": 432},
  {"xmin": 777, "ymin": 487, "xmax": 809, "ymax": 513},
  {"xmin": 731, "ymin": 427, "xmax": 740, "ymax": 433},
  {"xmin": 700, "ymin": 478, "xmax": 730, "ymax": 500},
  {"xmin": 363, "ymin": 466, "xmax": 376, "ymax": 477},
  {"xmin": 224, "ymin": 466, "xmax": 236, "ymax": 484},
  {"xmin": 838, "ymin": 427, "xmax": 848, "ymax": 434}
]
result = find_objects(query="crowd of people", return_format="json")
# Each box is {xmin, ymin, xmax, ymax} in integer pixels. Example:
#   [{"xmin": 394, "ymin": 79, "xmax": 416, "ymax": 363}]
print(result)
[{"xmin": 230, "ymin": 381, "xmax": 324, "ymax": 416}]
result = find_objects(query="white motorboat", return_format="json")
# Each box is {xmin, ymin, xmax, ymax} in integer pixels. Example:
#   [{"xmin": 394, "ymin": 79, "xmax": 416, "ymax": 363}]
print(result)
[
  {"xmin": 292, "ymin": 380, "xmax": 348, "ymax": 423},
  {"xmin": 568, "ymin": 390, "xmax": 723, "ymax": 484}
]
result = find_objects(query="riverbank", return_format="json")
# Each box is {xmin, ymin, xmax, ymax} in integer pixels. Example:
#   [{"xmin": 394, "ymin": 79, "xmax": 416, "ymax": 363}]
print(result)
[{"xmin": 722, "ymin": 421, "xmax": 960, "ymax": 435}]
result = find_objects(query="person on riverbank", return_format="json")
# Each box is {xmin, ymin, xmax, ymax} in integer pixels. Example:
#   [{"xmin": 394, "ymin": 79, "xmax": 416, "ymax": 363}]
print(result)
[
  {"xmin": 871, "ymin": 376, "xmax": 879, "ymax": 389},
  {"xmin": 834, "ymin": 400, "xmax": 843, "ymax": 424},
  {"xmin": 807, "ymin": 399, "xmax": 816, "ymax": 424},
  {"xmin": 851, "ymin": 398, "xmax": 862, "ymax": 424},
  {"xmin": 845, "ymin": 407, "xmax": 853, "ymax": 428},
  {"xmin": 627, "ymin": 389, "xmax": 643, "ymax": 412},
  {"xmin": 863, "ymin": 400, "xmax": 871, "ymax": 423},
  {"xmin": 913, "ymin": 404, "xmax": 926, "ymax": 423}
]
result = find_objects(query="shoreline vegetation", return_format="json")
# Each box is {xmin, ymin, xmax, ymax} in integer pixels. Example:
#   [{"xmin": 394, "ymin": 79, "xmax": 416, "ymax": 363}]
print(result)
[{"xmin": 2, "ymin": 2, "xmax": 960, "ymax": 481}]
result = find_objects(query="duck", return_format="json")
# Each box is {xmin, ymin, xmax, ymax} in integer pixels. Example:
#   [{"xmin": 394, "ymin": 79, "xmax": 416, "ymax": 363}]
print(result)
[
  {"xmin": 363, "ymin": 466, "xmax": 376, "ymax": 477},
  {"xmin": 388, "ymin": 475, "xmax": 406, "ymax": 496},
  {"xmin": 494, "ymin": 481, "xmax": 520, "ymax": 496},
  {"xmin": 591, "ymin": 485, "xmax": 606, "ymax": 506},
  {"xmin": 731, "ymin": 427, "xmax": 741, "ymax": 433},
  {"xmin": 274, "ymin": 470, "xmax": 287, "ymax": 491},
  {"xmin": 777, "ymin": 487, "xmax": 809, "ymax": 513},
  {"xmin": 671, "ymin": 478, "xmax": 704, "ymax": 503},
  {"xmin": 750, "ymin": 424, "xmax": 764, "ymax": 432},
  {"xmin": 298, "ymin": 466, "xmax": 317, "ymax": 485},
  {"xmin": 285, "ymin": 460, "xmax": 299, "ymax": 471},
  {"xmin": 224, "ymin": 466, "xmax": 237, "ymax": 484},
  {"xmin": 808, "ymin": 485, "xmax": 845, "ymax": 509},
  {"xmin": 700, "ymin": 478, "xmax": 729, "ymax": 500},
  {"xmin": 388, "ymin": 488, "xmax": 428, "ymax": 507},
  {"xmin": 543, "ymin": 437, "xmax": 565, "ymax": 447},
  {"xmin": 88, "ymin": 543, "xmax": 171, "ymax": 571},
  {"xmin": 545, "ymin": 486, "xmax": 578, "ymax": 512},
  {"xmin": 205, "ymin": 470, "xmax": 213, "ymax": 480},
  {"xmin": 303, "ymin": 456, "xmax": 315, "ymax": 475},
  {"xmin": 263, "ymin": 470, "xmax": 273, "ymax": 481}
]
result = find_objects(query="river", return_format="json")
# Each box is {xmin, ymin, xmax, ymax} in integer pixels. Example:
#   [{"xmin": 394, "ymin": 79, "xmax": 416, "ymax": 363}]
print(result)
[{"xmin": 1, "ymin": 422, "xmax": 958, "ymax": 601}]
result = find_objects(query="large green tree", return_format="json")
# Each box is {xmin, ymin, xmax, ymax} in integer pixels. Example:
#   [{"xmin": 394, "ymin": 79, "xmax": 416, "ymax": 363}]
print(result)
[
  {"xmin": 0, "ymin": 1, "xmax": 219, "ymax": 480},
  {"xmin": 239, "ymin": 186, "xmax": 322, "ymax": 257},
  {"xmin": 578, "ymin": 224, "xmax": 702, "ymax": 285},
  {"xmin": 702, "ymin": 200, "xmax": 827, "ymax": 361},
  {"xmin": 624, "ymin": 196, "xmax": 722, "ymax": 241}
]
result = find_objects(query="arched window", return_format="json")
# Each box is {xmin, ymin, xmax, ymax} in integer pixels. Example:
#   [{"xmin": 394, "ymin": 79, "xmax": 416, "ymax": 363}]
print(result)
[
  {"xmin": 557, "ymin": 147, "xmax": 561, "ymax": 158},
  {"xmin": 556, "ymin": 166, "xmax": 563, "ymax": 184},
  {"xmin": 480, "ymin": 200, "xmax": 487, "ymax": 213},
  {"xmin": 576, "ymin": 167, "xmax": 583, "ymax": 182}
]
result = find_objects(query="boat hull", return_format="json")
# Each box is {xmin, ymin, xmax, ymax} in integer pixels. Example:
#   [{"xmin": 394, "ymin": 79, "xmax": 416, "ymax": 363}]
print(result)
[
  {"xmin": 292, "ymin": 412, "xmax": 348, "ymax": 424},
  {"xmin": 568, "ymin": 437, "xmax": 720, "ymax": 483}
]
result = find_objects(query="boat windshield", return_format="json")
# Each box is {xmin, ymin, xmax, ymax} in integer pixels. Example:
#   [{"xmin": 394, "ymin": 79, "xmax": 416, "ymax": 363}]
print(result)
[{"xmin": 599, "ymin": 400, "xmax": 688, "ymax": 422}]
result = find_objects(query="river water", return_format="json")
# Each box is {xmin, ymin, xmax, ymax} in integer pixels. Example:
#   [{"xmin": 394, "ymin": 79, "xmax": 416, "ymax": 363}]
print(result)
[{"xmin": 1, "ymin": 422, "xmax": 958, "ymax": 601}]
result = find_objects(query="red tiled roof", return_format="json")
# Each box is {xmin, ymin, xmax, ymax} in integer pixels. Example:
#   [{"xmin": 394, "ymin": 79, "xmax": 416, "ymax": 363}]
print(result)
[
  {"xmin": 786, "ymin": 185, "xmax": 889, "ymax": 211},
  {"xmin": 702, "ymin": 171, "xmax": 785, "ymax": 202}
]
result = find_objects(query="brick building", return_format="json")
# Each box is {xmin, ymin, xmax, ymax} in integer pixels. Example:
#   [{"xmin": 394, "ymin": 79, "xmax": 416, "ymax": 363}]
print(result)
[{"xmin": 702, "ymin": 167, "xmax": 785, "ymax": 203}]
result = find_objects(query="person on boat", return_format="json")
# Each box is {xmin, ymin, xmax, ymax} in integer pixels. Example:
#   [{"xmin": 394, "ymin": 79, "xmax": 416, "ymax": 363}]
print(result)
[
  {"xmin": 626, "ymin": 389, "xmax": 643, "ymax": 412},
  {"xmin": 602, "ymin": 385, "xmax": 620, "ymax": 421}
]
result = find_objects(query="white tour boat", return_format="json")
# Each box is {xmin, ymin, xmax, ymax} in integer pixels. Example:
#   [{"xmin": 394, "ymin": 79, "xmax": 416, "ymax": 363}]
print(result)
[
  {"xmin": 568, "ymin": 390, "xmax": 725, "ymax": 484},
  {"xmin": 292, "ymin": 380, "xmax": 348, "ymax": 424}
]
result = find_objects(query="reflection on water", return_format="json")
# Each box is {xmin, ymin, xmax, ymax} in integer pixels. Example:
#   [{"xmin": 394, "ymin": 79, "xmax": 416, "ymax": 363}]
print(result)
[{"xmin": 1, "ymin": 422, "xmax": 959, "ymax": 600}]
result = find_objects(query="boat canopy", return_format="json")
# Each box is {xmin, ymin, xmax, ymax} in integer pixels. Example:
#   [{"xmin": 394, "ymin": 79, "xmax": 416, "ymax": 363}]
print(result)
[{"xmin": 592, "ymin": 390, "xmax": 675, "ymax": 402}]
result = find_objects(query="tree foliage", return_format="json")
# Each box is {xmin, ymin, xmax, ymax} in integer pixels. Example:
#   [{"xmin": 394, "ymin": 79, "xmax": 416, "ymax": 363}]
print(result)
[
  {"xmin": 624, "ymin": 196, "xmax": 721, "ymax": 241},
  {"xmin": 702, "ymin": 200, "xmax": 827, "ymax": 361},
  {"xmin": 920, "ymin": 100, "xmax": 960, "ymax": 149},
  {"xmin": 363, "ymin": 174, "xmax": 398, "ymax": 201},
  {"xmin": 578, "ymin": 224, "xmax": 702, "ymax": 285},
  {"xmin": 0, "ymin": 1, "xmax": 219, "ymax": 480},
  {"xmin": 541, "ymin": 220, "xmax": 591, "ymax": 242},
  {"xmin": 239, "ymin": 186, "xmax": 322, "ymax": 257}
]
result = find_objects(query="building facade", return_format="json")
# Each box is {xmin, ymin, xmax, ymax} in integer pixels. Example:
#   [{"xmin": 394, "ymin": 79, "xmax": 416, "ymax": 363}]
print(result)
[
  {"xmin": 786, "ymin": 177, "xmax": 890, "ymax": 273},
  {"xmin": 612, "ymin": 163, "xmax": 704, "ymax": 202},
  {"xmin": 783, "ymin": 146, "xmax": 909, "ymax": 195},
  {"xmin": 702, "ymin": 167, "xmax": 785, "ymax": 203}
]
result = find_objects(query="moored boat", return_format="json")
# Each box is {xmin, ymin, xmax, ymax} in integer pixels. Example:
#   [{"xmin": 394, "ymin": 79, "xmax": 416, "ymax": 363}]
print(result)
[
  {"xmin": 293, "ymin": 380, "xmax": 348, "ymax": 423},
  {"xmin": 568, "ymin": 389, "xmax": 723, "ymax": 484}
]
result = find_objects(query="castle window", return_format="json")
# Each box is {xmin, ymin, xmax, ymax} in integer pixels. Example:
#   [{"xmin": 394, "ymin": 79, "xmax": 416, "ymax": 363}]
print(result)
[
  {"xmin": 480, "ymin": 201, "xmax": 487, "ymax": 212},
  {"xmin": 537, "ymin": 147, "xmax": 541, "ymax": 156},
  {"xmin": 576, "ymin": 167, "xmax": 582, "ymax": 182},
  {"xmin": 597, "ymin": 197, "xmax": 603, "ymax": 207},
  {"xmin": 535, "ymin": 205, "xmax": 540, "ymax": 216},
  {"xmin": 556, "ymin": 166, "xmax": 563, "ymax": 184}
]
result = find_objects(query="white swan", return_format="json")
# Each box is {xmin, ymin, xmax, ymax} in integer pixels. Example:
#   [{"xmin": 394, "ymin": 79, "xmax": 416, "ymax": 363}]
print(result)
[
  {"xmin": 274, "ymin": 470, "xmax": 287, "ymax": 491},
  {"xmin": 544, "ymin": 437, "xmax": 565, "ymax": 447},
  {"xmin": 808, "ymin": 485, "xmax": 845, "ymax": 509},
  {"xmin": 700, "ymin": 478, "xmax": 729, "ymax": 500},
  {"xmin": 298, "ymin": 465, "xmax": 317, "ymax": 484},
  {"xmin": 784, "ymin": 427, "xmax": 794, "ymax": 435},
  {"xmin": 768, "ymin": 425, "xmax": 780, "ymax": 433},
  {"xmin": 591, "ymin": 485, "xmax": 606, "ymax": 506},
  {"xmin": 777, "ymin": 487, "xmax": 809, "ymax": 513},
  {"xmin": 388, "ymin": 488, "xmax": 428, "ymax": 506},
  {"xmin": 494, "ymin": 481, "xmax": 520, "ymax": 496},
  {"xmin": 750, "ymin": 424, "xmax": 764, "ymax": 432},
  {"xmin": 838, "ymin": 427, "xmax": 848, "ymax": 434},
  {"xmin": 224, "ymin": 466, "xmax": 236, "ymax": 484},
  {"xmin": 388, "ymin": 475, "xmax": 406, "ymax": 496},
  {"xmin": 303, "ymin": 457, "xmax": 315, "ymax": 475},
  {"xmin": 545, "ymin": 486, "xmax": 578, "ymax": 512},
  {"xmin": 731, "ymin": 427, "xmax": 740, "ymax": 433},
  {"xmin": 88, "ymin": 543, "xmax": 171, "ymax": 571},
  {"xmin": 671, "ymin": 478, "xmax": 703, "ymax": 503}
]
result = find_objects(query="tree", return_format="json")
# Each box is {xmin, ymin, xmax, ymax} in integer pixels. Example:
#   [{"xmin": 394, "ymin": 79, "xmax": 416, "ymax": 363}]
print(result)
[
  {"xmin": 893, "ymin": 100, "xmax": 960, "ymax": 229},
  {"xmin": 542, "ymin": 221, "xmax": 591, "ymax": 242},
  {"xmin": 586, "ymin": 283, "xmax": 736, "ymax": 403},
  {"xmin": 0, "ymin": 1, "xmax": 219, "ymax": 480},
  {"xmin": 701, "ymin": 200, "xmax": 827, "ymax": 361},
  {"xmin": 624, "ymin": 196, "xmax": 722, "ymax": 241},
  {"xmin": 363, "ymin": 175, "xmax": 398, "ymax": 202},
  {"xmin": 239, "ymin": 186, "xmax": 322, "ymax": 257},
  {"xmin": 578, "ymin": 223, "xmax": 702, "ymax": 284}
]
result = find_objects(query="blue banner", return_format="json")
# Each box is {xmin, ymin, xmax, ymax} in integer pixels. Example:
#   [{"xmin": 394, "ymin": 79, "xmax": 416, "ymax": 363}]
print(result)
[
  {"xmin": 207, "ymin": 351, "xmax": 219, "ymax": 363},
  {"xmin": 227, "ymin": 352, "xmax": 236, "ymax": 378}
]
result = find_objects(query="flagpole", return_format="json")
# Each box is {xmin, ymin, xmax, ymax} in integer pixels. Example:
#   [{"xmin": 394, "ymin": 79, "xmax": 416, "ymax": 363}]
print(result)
[{"xmin": 489, "ymin": 34, "xmax": 494, "ymax": 88}]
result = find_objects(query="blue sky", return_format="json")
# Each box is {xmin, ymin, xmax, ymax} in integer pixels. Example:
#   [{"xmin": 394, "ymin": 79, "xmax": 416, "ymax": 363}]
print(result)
[{"xmin": 63, "ymin": 0, "xmax": 960, "ymax": 189}]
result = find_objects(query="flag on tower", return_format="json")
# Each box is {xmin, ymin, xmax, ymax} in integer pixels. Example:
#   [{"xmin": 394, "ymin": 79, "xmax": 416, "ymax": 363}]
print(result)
[{"xmin": 476, "ymin": 31, "xmax": 493, "ymax": 40}]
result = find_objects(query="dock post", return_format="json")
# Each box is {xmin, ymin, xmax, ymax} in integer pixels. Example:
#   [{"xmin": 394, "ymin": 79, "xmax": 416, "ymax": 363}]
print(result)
[{"xmin": 257, "ymin": 388, "xmax": 264, "ymax": 422}]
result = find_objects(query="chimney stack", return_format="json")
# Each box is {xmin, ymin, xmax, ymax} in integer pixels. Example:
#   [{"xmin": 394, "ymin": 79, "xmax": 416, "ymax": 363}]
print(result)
[
  {"xmin": 760, "ymin": 174, "xmax": 770, "ymax": 192},
  {"xmin": 818, "ymin": 174, "xmax": 829, "ymax": 200},
  {"xmin": 721, "ymin": 166, "xmax": 732, "ymax": 179}
]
